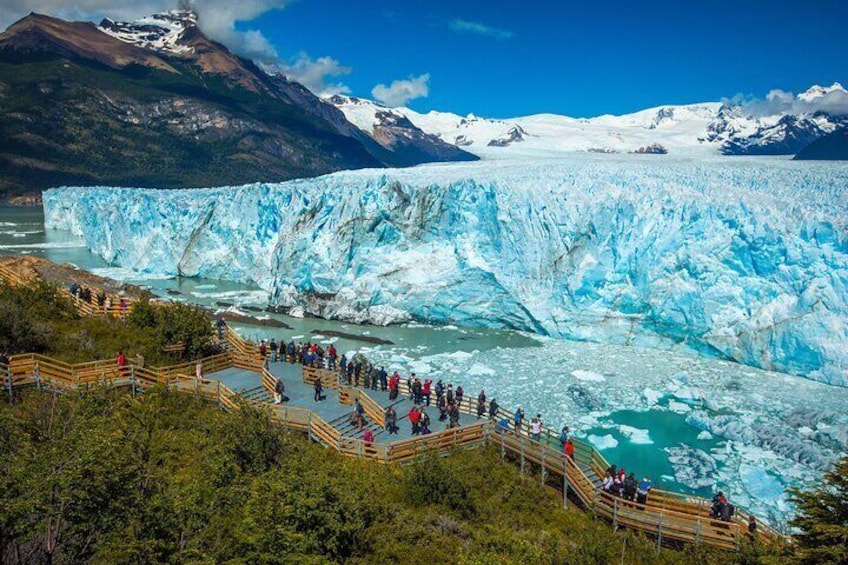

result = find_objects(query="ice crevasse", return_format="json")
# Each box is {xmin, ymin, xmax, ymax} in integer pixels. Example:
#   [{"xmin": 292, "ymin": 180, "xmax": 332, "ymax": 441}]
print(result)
[{"xmin": 43, "ymin": 157, "xmax": 848, "ymax": 385}]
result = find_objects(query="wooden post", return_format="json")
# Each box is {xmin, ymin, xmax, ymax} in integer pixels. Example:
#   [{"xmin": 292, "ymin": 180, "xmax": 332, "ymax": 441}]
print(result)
[
  {"xmin": 216, "ymin": 381, "xmax": 221, "ymax": 406},
  {"xmin": 541, "ymin": 448, "xmax": 547, "ymax": 486},
  {"xmin": 5, "ymin": 362, "xmax": 11, "ymax": 401},
  {"xmin": 613, "ymin": 498, "xmax": 619, "ymax": 530},
  {"xmin": 307, "ymin": 412, "xmax": 313, "ymax": 442},
  {"xmin": 34, "ymin": 362, "xmax": 41, "ymax": 390},
  {"xmin": 563, "ymin": 460, "xmax": 568, "ymax": 509},
  {"xmin": 131, "ymin": 366, "xmax": 136, "ymax": 398},
  {"xmin": 695, "ymin": 518, "xmax": 701, "ymax": 547},
  {"xmin": 520, "ymin": 435, "xmax": 525, "ymax": 476},
  {"xmin": 657, "ymin": 512, "xmax": 664, "ymax": 551}
]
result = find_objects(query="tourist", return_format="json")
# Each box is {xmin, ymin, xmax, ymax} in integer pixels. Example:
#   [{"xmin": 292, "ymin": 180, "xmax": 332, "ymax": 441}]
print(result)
[
  {"xmin": 328, "ymin": 344, "xmax": 337, "ymax": 370},
  {"xmin": 269, "ymin": 338, "xmax": 278, "ymax": 362},
  {"xmin": 559, "ymin": 425, "xmax": 570, "ymax": 449},
  {"xmin": 613, "ymin": 470, "xmax": 624, "ymax": 496},
  {"xmin": 449, "ymin": 403, "xmax": 460, "ymax": 428},
  {"xmin": 624, "ymin": 473, "xmax": 637, "ymax": 501},
  {"xmin": 287, "ymin": 340, "xmax": 296, "ymax": 364},
  {"xmin": 116, "ymin": 350, "xmax": 127, "ymax": 369},
  {"xmin": 354, "ymin": 399, "xmax": 366, "ymax": 428},
  {"xmin": 388, "ymin": 371, "xmax": 400, "ymax": 400},
  {"xmin": 446, "ymin": 384, "xmax": 455, "ymax": 405},
  {"xmin": 530, "ymin": 415, "xmax": 542, "ymax": 441},
  {"xmin": 747, "ymin": 516, "xmax": 757, "ymax": 540},
  {"xmin": 710, "ymin": 492, "xmax": 728, "ymax": 520},
  {"xmin": 96, "ymin": 291, "xmax": 106, "ymax": 308},
  {"xmin": 134, "ymin": 352, "xmax": 145, "ymax": 369},
  {"xmin": 407, "ymin": 374, "xmax": 414, "ymax": 400},
  {"xmin": 413, "ymin": 377, "xmax": 423, "ymax": 404},
  {"xmin": 488, "ymin": 398, "xmax": 499, "ymax": 420},
  {"xmin": 477, "ymin": 390, "xmax": 487, "ymax": 417},
  {"xmin": 408, "ymin": 406, "xmax": 421, "ymax": 435},
  {"xmin": 603, "ymin": 473, "xmax": 614, "ymax": 493},
  {"xmin": 195, "ymin": 360, "xmax": 203, "ymax": 381},
  {"xmin": 455, "ymin": 385, "xmax": 464, "ymax": 407},
  {"xmin": 564, "ymin": 438, "xmax": 575, "ymax": 460},
  {"xmin": 513, "ymin": 406, "xmax": 525, "ymax": 434},
  {"xmin": 363, "ymin": 427, "xmax": 373, "ymax": 449},
  {"xmin": 119, "ymin": 298, "xmax": 127, "ymax": 314},
  {"xmin": 370, "ymin": 365, "xmax": 379, "ymax": 390},
  {"xmin": 353, "ymin": 361, "xmax": 362, "ymax": 386},
  {"xmin": 386, "ymin": 406, "xmax": 398, "ymax": 435},
  {"xmin": 216, "ymin": 318, "xmax": 226, "ymax": 340},
  {"xmin": 636, "ymin": 476, "xmax": 652, "ymax": 505},
  {"xmin": 314, "ymin": 377, "xmax": 324, "ymax": 402},
  {"xmin": 435, "ymin": 379, "xmax": 445, "ymax": 403},
  {"xmin": 378, "ymin": 366, "xmax": 388, "ymax": 391},
  {"xmin": 274, "ymin": 377, "xmax": 286, "ymax": 404},
  {"xmin": 437, "ymin": 394, "xmax": 448, "ymax": 422},
  {"xmin": 422, "ymin": 378, "xmax": 432, "ymax": 405},
  {"xmin": 259, "ymin": 340, "xmax": 267, "ymax": 359},
  {"xmin": 420, "ymin": 410, "xmax": 431, "ymax": 435}
]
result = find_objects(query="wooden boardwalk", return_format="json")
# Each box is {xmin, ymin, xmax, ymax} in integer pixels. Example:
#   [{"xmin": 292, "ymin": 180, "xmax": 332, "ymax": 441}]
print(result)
[{"xmin": 0, "ymin": 266, "xmax": 784, "ymax": 551}]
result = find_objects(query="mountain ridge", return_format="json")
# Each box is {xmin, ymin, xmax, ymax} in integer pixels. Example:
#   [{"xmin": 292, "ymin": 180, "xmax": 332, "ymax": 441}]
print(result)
[{"xmin": 0, "ymin": 11, "xmax": 475, "ymax": 200}]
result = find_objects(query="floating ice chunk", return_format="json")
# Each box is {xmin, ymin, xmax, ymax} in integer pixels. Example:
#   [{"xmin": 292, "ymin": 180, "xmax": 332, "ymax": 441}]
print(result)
[
  {"xmin": 697, "ymin": 430, "xmax": 714, "ymax": 440},
  {"xmin": 571, "ymin": 370, "xmax": 606, "ymax": 382},
  {"xmin": 194, "ymin": 284, "xmax": 217, "ymax": 290},
  {"xmin": 289, "ymin": 306, "xmax": 305, "ymax": 318},
  {"xmin": 468, "ymin": 363, "xmax": 496, "ymax": 376},
  {"xmin": 665, "ymin": 444, "xmax": 717, "ymax": 489},
  {"xmin": 588, "ymin": 434, "xmax": 619, "ymax": 450},
  {"xmin": 619, "ymin": 425, "xmax": 653, "ymax": 444},
  {"xmin": 642, "ymin": 388, "xmax": 662, "ymax": 405},
  {"xmin": 668, "ymin": 400, "xmax": 692, "ymax": 413}
]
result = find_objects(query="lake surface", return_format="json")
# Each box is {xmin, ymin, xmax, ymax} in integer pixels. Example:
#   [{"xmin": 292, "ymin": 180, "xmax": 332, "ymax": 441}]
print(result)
[{"xmin": 2, "ymin": 204, "xmax": 845, "ymax": 525}]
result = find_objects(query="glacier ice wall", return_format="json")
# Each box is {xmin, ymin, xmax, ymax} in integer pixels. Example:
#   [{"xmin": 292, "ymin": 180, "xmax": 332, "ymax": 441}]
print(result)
[{"xmin": 43, "ymin": 157, "xmax": 848, "ymax": 385}]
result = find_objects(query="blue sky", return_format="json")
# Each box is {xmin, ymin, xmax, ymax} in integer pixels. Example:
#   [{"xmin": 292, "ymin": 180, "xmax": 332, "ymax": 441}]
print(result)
[
  {"xmin": 243, "ymin": 0, "xmax": 846, "ymax": 117},
  {"xmin": 3, "ymin": 0, "xmax": 844, "ymax": 117}
]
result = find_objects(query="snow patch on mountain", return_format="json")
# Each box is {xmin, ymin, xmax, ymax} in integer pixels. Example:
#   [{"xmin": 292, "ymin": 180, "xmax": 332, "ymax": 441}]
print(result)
[{"xmin": 98, "ymin": 11, "xmax": 196, "ymax": 56}]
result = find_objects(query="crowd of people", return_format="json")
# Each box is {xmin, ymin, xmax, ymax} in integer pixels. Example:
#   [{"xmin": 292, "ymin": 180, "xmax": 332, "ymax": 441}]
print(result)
[
  {"xmin": 600, "ymin": 464, "xmax": 653, "ymax": 506},
  {"xmin": 69, "ymin": 283, "xmax": 127, "ymax": 314}
]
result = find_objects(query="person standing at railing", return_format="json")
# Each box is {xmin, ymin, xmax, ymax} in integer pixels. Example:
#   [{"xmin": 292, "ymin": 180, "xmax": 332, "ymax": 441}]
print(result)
[
  {"xmin": 339, "ymin": 353, "xmax": 348, "ymax": 379},
  {"xmin": 287, "ymin": 340, "xmax": 296, "ymax": 363},
  {"xmin": 388, "ymin": 371, "xmax": 400, "ymax": 400},
  {"xmin": 488, "ymin": 398, "xmax": 499, "ymax": 420},
  {"xmin": 328, "ymin": 344, "xmax": 337, "ymax": 370},
  {"xmin": 513, "ymin": 406, "xmax": 525, "ymax": 435},
  {"xmin": 119, "ymin": 297, "xmax": 127, "ymax": 315},
  {"xmin": 407, "ymin": 374, "xmax": 415, "ymax": 402},
  {"xmin": 530, "ymin": 415, "xmax": 542, "ymax": 441},
  {"xmin": 116, "ymin": 350, "xmax": 128, "ymax": 379},
  {"xmin": 96, "ymin": 291, "xmax": 106, "ymax": 309},
  {"xmin": 435, "ymin": 379, "xmax": 444, "ymax": 404},
  {"xmin": 438, "ymin": 393, "xmax": 448, "ymax": 422},
  {"xmin": 636, "ymin": 476, "xmax": 652, "ymax": 505},
  {"xmin": 103, "ymin": 295, "xmax": 112, "ymax": 314},
  {"xmin": 422, "ymin": 378, "xmax": 431, "ymax": 405},
  {"xmin": 216, "ymin": 318, "xmax": 227, "ymax": 341},
  {"xmin": 135, "ymin": 353, "xmax": 145, "ymax": 369},
  {"xmin": 448, "ymin": 403, "xmax": 460, "ymax": 429},
  {"xmin": 314, "ymin": 377, "xmax": 324, "ymax": 402},
  {"xmin": 564, "ymin": 438, "xmax": 575, "ymax": 461},
  {"xmin": 378, "ymin": 367, "xmax": 388, "ymax": 392},
  {"xmin": 455, "ymin": 385, "xmax": 464, "ymax": 408},
  {"xmin": 446, "ymin": 384, "xmax": 454, "ymax": 406},
  {"xmin": 476, "ymin": 390, "xmax": 487, "ymax": 418},
  {"xmin": 195, "ymin": 360, "xmax": 203, "ymax": 381},
  {"xmin": 412, "ymin": 377, "xmax": 422, "ymax": 404},
  {"xmin": 269, "ymin": 339, "xmax": 278, "ymax": 363},
  {"xmin": 559, "ymin": 425, "xmax": 570, "ymax": 449},
  {"xmin": 363, "ymin": 427, "xmax": 373, "ymax": 448}
]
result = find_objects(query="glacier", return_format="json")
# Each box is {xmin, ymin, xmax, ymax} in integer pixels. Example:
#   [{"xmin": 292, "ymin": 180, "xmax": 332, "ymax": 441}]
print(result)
[{"xmin": 43, "ymin": 156, "xmax": 848, "ymax": 385}]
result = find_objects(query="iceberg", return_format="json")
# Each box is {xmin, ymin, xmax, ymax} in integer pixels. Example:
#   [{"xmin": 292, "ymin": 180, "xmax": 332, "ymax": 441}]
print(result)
[{"xmin": 43, "ymin": 156, "xmax": 848, "ymax": 385}]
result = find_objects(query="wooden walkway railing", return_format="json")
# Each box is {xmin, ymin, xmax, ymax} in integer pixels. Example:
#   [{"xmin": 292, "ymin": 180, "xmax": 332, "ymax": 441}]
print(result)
[
  {"xmin": 0, "ymin": 262, "xmax": 135, "ymax": 318},
  {"xmin": 0, "ymin": 306, "xmax": 785, "ymax": 552}
]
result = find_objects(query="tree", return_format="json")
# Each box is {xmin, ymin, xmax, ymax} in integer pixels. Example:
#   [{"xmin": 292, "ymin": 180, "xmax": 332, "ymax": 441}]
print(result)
[{"xmin": 789, "ymin": 456, "xmax": 848, "ymax": 565}]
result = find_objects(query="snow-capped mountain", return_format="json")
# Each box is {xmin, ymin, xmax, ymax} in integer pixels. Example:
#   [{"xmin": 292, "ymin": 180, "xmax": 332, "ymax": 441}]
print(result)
[
  {"xmin": 328, "ymin": 84, "xmax": 848, "ymax": 158},
  {"xmin": 325, "ymin": 95, "xmax": 477, "ymax": 165}
]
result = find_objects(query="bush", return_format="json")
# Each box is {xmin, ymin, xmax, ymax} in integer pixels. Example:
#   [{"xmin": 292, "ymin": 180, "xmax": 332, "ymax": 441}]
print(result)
[{"xmin": 789, "ymin": 456, "xmax": 848, "ymax": 565}]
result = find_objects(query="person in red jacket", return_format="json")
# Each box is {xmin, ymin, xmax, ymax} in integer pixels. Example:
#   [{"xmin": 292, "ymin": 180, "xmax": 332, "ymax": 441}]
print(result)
[
  {"xmin": 422, "ymin": 379, "xmax": 432, "ymax": 406},
  {"xmin": 564, "ymin": 438, "xmax": 575, "ymax": 460},
  {"xmin": 408, "ymin": 406, "xmax": 421, "ymax": 436},
  {"xmin": 389, "ymin": 372, "xmax": 400, "ymax": 401},
  {"xmin": 363, "ymin": 427, "xmax": 373, "ymax": 448}
]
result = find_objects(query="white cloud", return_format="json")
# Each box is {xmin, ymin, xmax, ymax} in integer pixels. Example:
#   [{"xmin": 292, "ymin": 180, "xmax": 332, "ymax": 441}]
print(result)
[
  {"xmin": 730, "ymin": 83, "xmax": 848, "ymax": 117},
  {"xmin": 449, "ymin": 18, "xmax": 513, "ymax": 40},
  {"xmin": 275, "ymin": 52, "xmax": 352, "ymax": 96},
  {"xmin": 372, "ymin": 73, "xmax": 430, "ymax": 107}
]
